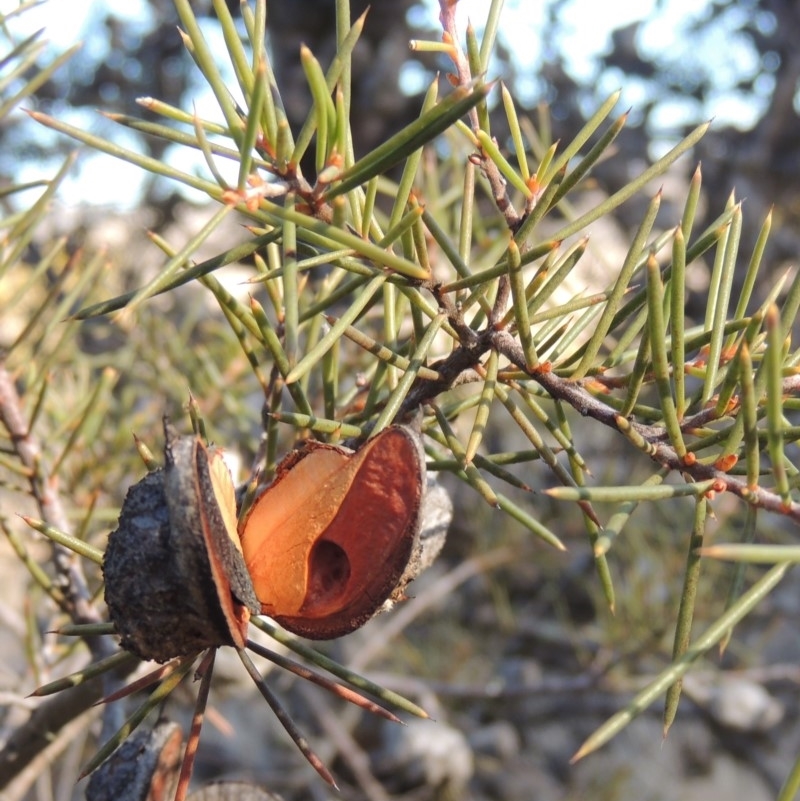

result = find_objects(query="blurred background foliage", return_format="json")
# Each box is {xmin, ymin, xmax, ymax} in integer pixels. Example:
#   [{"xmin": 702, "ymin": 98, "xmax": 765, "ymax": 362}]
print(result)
[
  {"xmin": 2, "ymin": 2, "xmax": 800, "ymax": 800},
  {"xmin": 3, "ymin": 0, "xmax": 799, "ymax": 276}
]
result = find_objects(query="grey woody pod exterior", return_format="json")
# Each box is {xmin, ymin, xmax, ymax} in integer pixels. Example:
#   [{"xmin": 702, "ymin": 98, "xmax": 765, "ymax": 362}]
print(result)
[{"xmin": 103, "ymin": 423, "xmax": 258, "ymax": 663}]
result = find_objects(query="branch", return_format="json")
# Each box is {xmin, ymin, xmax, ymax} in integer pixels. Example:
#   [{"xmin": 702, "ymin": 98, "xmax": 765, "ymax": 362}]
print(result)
[
  {"xmin": 0, "ymin": 363, "xmax": 99, "ymax": 626},
  {"xmin": 438, "ymin": 0, "xmax": 520, "ymax": 230},
  {"xmin": 0, "ymin": 683, "xmax": 102, "ymax": 795},
  {"xmin": 0, "ymin": 361, "xmax": 128, "ymax": 787},
  {"xmin": 490, "ymin": 330, "xmax": 800, "ymax": 524}
]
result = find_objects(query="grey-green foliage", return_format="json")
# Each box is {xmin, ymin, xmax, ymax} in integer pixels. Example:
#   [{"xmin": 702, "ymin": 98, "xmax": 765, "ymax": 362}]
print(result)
[{"xmin": 3, "ymin": 0, "xmax": 800, "ymax": 792}]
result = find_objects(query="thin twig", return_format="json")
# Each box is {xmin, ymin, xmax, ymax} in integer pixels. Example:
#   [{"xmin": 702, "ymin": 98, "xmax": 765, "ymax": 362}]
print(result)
[
  {"xmin": 1, "ymin": 700, "xmax": 99, "ymax": 801},
  {"xmin": 0, "ymin": 681, "xmax": 102, "ymax": 791},
  {"xmin": 490, "ymin": 329, "xmax": 800, "ymax": 523},
  {"xmin": 397, "ymin": 306, "xmax": 800, "ymax": 526},
  {"xmin": 438, "ymin": 0, "xmax": 520, "ymax": 229},
  {"xmin": 0, "ymin": 363, "xmax": 97, "ymax": 624},
  {"xmin": 0, "ymin": 361, "xmax": 128, "ymax": 788},
  {"xmin": 296, "ymin": 681, "xmax": 392, "ymax": 801}
]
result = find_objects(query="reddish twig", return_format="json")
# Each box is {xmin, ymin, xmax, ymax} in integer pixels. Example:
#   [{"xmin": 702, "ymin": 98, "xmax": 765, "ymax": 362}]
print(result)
[
  {"xmin": 438, "ymin": 0, "xmax": 520, "ymax": 230},
  {"xmin": 490, "ymin": 329, "xmax": 800, "ymax": 524},
  {"xmin": 397, "ymin": 298, "xmax": 800, "ymax": 526}
]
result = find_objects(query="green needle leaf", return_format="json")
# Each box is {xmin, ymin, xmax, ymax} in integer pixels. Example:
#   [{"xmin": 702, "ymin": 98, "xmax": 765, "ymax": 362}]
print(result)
[
  {"xmin": 765, "ymin": 310, "xmax": 791, "ymax": 504},
  {"xmin": 324, "ymin": 82, "xmax": 492, "ymax": 199},
  {"xmin": 664, "ymin": 497, "xmax": 707, "ymax": 736},
  {"xmin": 573, "ymin": 562, "xmax": 791, "ymax": 762}
]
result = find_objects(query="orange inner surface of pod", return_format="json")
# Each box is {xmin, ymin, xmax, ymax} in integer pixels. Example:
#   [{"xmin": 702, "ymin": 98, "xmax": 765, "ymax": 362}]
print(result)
[{"xmin": 239, "ymin": 428, "xmax": 421, "ymax": 623}]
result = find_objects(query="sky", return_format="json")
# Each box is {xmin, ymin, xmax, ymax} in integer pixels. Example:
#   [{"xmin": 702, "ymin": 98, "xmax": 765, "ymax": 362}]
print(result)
[{"xmin": 0, "ymin": 0, "xmax": 769, "ymax": 209}]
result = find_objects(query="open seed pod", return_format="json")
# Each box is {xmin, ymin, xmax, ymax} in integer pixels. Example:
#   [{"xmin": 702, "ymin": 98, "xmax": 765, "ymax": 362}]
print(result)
[
  {"xmin": 239, "ymin": 425, "xmax": 429, "ymax": 639},
  {"xmin": 104, "ymin": 421, "xmax": 442, "ymax": 659},
  {"xmin": 103, "ymin": 422, "xmax": 259, "ymax": 662}
]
